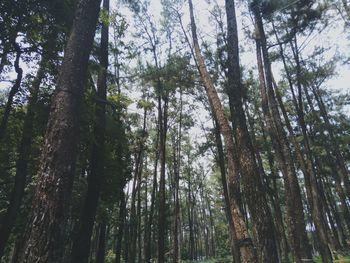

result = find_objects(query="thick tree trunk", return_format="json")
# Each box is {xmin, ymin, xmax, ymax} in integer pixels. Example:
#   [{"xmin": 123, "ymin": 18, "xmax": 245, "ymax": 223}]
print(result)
[
  {"xmin": 17, "ymin": 0, "xmax": 101, "ymax": 261},
  {"xmin": 253, "ymin": 7, "xmax": 312, "ymax": 262},
  {"xmin": 245, "ymin": 102, "xmax": 290, "ymax": 262},
  {"xmin": 256, "ymin": 110, "xmax": 290, "ymax": 262},
  {"xmin": 273, "ymin": 74, "xmax": 333, "ymax": 262},
  {"xmin": 274, "ymin": 25, "xmax": 334, "ymax": 260},
  {"xmin": 188, "ymin": 1, "xmax": 257, "ymax": 261},
  {"xmin": 70, "ymin": 1, "xmax": 109, "ymax": 262},
  {"xmin": 225, "ymin": 1, "xmax": 279, "ymax": 262},
  {"xmin": 0, "ymin": 42, "xmax": 23, "ymax": 141},
  {"xmin": 213, "ymin": 118, "xmax": 240, "ymax": 263}
]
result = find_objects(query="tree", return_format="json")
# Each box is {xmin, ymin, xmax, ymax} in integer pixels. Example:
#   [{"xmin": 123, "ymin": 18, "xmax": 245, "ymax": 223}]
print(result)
[
  {"xmin": 251, "ymin": 2, "xmax": 313, "ymax": 262},
  {"xmin": 16, "ymin": 0, "xmax": 102, "ymax": 261},
  {"xmin": 70, "ymin": 0, "xmax": 110, "ymax": 262},
  {"xmin": 188, "ymin": 0, "xmax": 258, "ymax": 262},
  {"xmin": 224, "ymin": 1, "xmax": 279, "ymax": 261},
  {"xmin": 0, "ymin": 33, "xmax": 58, "ymax": 259}
]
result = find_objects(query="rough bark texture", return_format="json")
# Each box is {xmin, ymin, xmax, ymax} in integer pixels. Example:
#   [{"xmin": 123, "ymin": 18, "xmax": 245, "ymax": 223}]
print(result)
[
  {"xmin": 188, "ymin": 1, "xmax": 257, "ymax": 262},
  {"xmin": 225, "ymin": 1, "xmax": 279, "ymax": 262},
  {"xmin": 253, "ymin": 7, "xmax": 312, "ymax": 262},
  {"xmin": 276, "ymin": 84, "xmax": 332, "ymax": 262},
  {"xmin": 70, "ymin": 1, "xmax": 109, "ymax": 262},
  {"xmin": 273, "ymin": 28, "xmax": 331, "ymax": 260},
  {"xmin": 213, "ymin": 118, "xmax": 240, "ymax": 263},
  {"xmin": 270, "ymin": 41, "xmax": 333, "ymax": 261},
  {"xmin": 16, "ymin": 0, "xmax": 101, "ymax": 262}
]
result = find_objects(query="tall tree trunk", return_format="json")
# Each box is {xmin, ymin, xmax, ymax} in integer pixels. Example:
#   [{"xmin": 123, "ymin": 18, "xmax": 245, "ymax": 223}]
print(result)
[
  {"xmin": 0, "ymin": 42, "xmax": 23, "ymax": 141},
  {"xmin": 257, "ymin": 109, "xmax": 290, "ymax": 262},
  {"xmin": 212, "ymin": 118, "xmax": 240, "ymax": 263},
  {"xmin": 321, "ymin": 171, "xmax": 348, "ymax": 248},
  {"xmin": 17, "ymin": 0, "xmax": 101, "ymax": 261},
  {"xmin": 70, "ymin": 1, "xmax": 109, "ymax": 262},
  {"xmin": 252, "ymin": 6, "xmax": 312, "ymax": 262},
  {"xmin": 311, "ymin": 84, "xmax": 350, "ymax": 199},
  {"xmin": 128, "ymin": 154, "xmax": 141, "ymax": 263},
  {"xmin": 245, "ymin": 101, "xmax": 289, "ymax": 262},
  {"xmin": 137, "ymin": 157, "xmax": 143, "ymax": 263},
  {"xmin": 187, "ymin": 171, "xmax": 195, "ymax": 261},
  {"xmin": 273, "ymin": 24, "xmax": 334, "ymax": 260},
  {"xmin": 0, "ymin": 55, "xmax": 45, "ymax": 259},
  {"xmin": 303, "ymin": 84, "xmax": 350, "ymax": 235},
  {"xmin": 115, "ymin": 191, "xmax": 126, "ymax": 263},
  {"xmin": 128, "ymin": 107, "xmax": 148, "ymax": 263},
  {"xmin": 96, "ymin": 222, "xmax": 106, "ymax": 263},
  {"xmin": 122, "ymin": 189, "xmax": 131, "ymax": 263},
  {"xmin": 144, "ymin": 128, "xmax": 159, "ymax": 263},
  {"xmin": 158, "ymin": 94, "xmax": 168, "ymax": 263},
  {"xmin": 188, "ymin": 1, "xmax": 257, "ymax": 262},
  {"xmin": 302, "ymin": 83, "xmax": 350, "ymax": 235},
  {"xmin": 173, "ymin": 90, "xmax": 182, "ymax": 263},
  {"xmin": 225, "ymin": 1, "xmax": 279, "ymax": 262},
  {"xmin": 273, "ymin": 76, "xmax": 333, "ymax": 262}
]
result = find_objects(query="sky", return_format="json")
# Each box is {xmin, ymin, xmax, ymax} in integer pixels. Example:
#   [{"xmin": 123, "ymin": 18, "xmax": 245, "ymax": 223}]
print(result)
[{"xmin": 1, "ymin": 0, "xmax": 349, "ymax": 107}]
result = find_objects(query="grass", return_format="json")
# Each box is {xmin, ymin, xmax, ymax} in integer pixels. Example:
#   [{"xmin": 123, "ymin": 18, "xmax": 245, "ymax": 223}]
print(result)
[
  {"xmin": 313, "ymin": 256, "xmax": 350, "ymax": 263},
  {"xmin": 184, "ymin": 256, "xmax": 350, "ymax": 263}
]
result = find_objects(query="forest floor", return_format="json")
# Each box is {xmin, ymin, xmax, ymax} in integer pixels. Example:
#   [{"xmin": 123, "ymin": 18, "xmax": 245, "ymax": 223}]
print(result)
[{"xmin": 315, "ymin": 256, "xmax": 350, "ymax": 263}]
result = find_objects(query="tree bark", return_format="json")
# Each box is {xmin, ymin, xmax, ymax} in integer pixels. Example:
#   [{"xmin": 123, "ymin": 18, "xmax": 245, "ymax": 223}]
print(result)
[
  {"xmin": 70, "ymin": 1, "xmax": 109, "ymax": 261},
  {"xmin": 303, "ymin": 84, "xmax": 350, "ymax": 235},
  {"xmin": 0, "ymin": 54, "xmax": 45, "ymax": 259},
  {"xmin": 144, "ymin": 127, "xmax": 159, "ymax": 263},
  {"xmin": 188, "ymin": 1, "xmax": 257, "ymax": 262},
  {"xmin": 274, "ymin": 26, "xmax": 334, "ymax": 260},
  {"xmin": 252, "ymin": 6, "xmax": 312, "ymax": 262},
  {"xmin": 225, "ymin": 1, "xmax": 279, "ymax": 262},
  {"xmin": 128, "ymin": 108, "xmax": 147, "ymax": 263},
  {"xmin": 272, "ymin": 64, "xmax": 333, "ymax": 262},
  {"xmin": 17, "ymin": 0, "xmax": 101, "ymax": 261},
  {"xmin": 213, "ymin": 118, "xmax": 240, "ymax": 263},
  {"xmin": 173, "ymin": 90, "xmax": 182, "ymax": 263},
  {"xmin": 115, "ymin": 192, "xmax": 126, "ymax": 263},
  {"xmin": 157, "ymin": 94, "xmax": 168, "ymax": 263}
]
